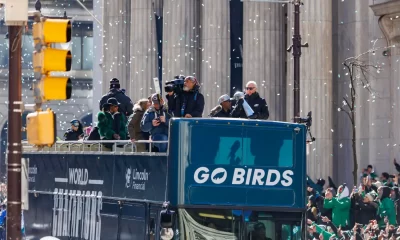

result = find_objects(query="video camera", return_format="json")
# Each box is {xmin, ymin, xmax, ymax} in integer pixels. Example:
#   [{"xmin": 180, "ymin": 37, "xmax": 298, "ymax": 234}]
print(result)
[
  {"xmin": 164, "ymin": 75, "xmax": 185, "ymax": 94},
  {"xmin": 294, "ymin": 111, "xmax": 315, "ymax": 143},
  {"xmin": 295, "ymin": 111, "xmax": 312, "ymax": 128}
]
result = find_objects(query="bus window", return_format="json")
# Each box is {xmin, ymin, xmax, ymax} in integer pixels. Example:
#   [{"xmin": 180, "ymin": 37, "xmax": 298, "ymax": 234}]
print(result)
[
  {"xmin": 189, "ymin": 125, "xmax": 244, "ymax": 166},
  {"xmin": 244, "ymin": 128, "xmax": 294, "ymax": 167},
  {"xmin": 188, "ymin": 125, "xmax": 294, "ymax": 168},
  {"xmin": 246, "ymin": 221, "xmax": 274, "ymax": 240},
  {"xmin": 178, "ymin": 208, "xmax": 241, "ymax": 239}
]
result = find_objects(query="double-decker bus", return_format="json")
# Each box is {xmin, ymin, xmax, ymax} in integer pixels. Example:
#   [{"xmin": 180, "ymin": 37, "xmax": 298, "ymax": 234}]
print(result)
[{"xmin": 22, "ymin": 118, "xmax": 307, "ymax": 240}]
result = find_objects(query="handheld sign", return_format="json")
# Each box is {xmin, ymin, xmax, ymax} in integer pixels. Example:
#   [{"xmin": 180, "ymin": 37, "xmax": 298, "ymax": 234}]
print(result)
[{"xmin": 153, "ymin": 77, "xmax": 161, "ymax": 94}]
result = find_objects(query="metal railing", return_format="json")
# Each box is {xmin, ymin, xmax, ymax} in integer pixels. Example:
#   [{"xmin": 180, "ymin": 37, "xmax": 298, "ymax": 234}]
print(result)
[{"xmin": 21, "ymin": 140, "xmax": 169, "ymax": 155}]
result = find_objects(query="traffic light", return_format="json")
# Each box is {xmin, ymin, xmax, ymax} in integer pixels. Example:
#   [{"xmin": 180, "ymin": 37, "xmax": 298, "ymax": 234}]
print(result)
[
  {"xmin": 32, "ymin": 18, "xmax": 72, "ymax": 101},
  {"xmin": 26, "ymin": 108, "xmax": 56, "ymax": 146}
]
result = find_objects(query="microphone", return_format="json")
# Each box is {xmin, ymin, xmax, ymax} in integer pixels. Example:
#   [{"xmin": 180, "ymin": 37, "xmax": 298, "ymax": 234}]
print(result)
[{"xmin": 209, "ymin": 105, "xmax": 222, "ymax": 117}]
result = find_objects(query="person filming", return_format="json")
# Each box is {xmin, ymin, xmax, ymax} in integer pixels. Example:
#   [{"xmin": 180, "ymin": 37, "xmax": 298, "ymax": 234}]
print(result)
[{"xmin": 165, "ymin": 75, "xmax": 205, "ymax": 118}]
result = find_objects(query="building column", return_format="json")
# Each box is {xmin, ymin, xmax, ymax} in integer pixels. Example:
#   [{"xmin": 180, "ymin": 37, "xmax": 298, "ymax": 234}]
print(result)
[
  {"xmin": 92, "ymin": 0, "xmax": 103, "ymax": 121},
  {"xmin": 243, "ymin": 1, "xmax": 286, "ymax": 121},
  {"xmin": 371, "ymin": 1, "xmax": 400, "ymax": 177},
  {"xmin": 129, "ymin": 0, "xmax": 159, "ymax": 100},
  {"xmin": 102, "ymin": 0, "xmax": 131, "ymax": 94},
  {"xmin": 200, "ymin": 0, "xmax": 231, "ymax": 114},
  {"xmin": 287, "ymin": 1, "xmax": 333, "ymax": 181},
  {"xmin": 162, "ymin": 0, "xmax": 200, "ymax": 87}
]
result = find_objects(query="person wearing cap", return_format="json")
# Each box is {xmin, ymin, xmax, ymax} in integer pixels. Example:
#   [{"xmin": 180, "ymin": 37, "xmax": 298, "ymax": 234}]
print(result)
[
  {"xmin": 141, "ymin": 94, "xmax": 171, "ymax": 152},
  {"xmin": 107, "ymin": 97, "xmax": 127, "ymax": 140},
  {"xmin": 127, "ymin": 98, "xmax": 149, "ymax": 152},
  {"xmin": 231, "ymin": 81, "xmax": 269, "ymax": 120},
  {"xmin": 166, "ymin": 76, "xmax": 205, "ymax": 118},
  {"xmin": 209, "ymin": 94, "xmax": 233, "ymax": 118},
  {"xmin": 99, "ymin": 78, "xmax": 134, "ymax": 117},
  {"xmin": 97, "ymin": 102, "xmax": 120, "ymax": 144},
  {"xmin": 63, "ymin": 119, "xmax": 84, "ymax": 141}
]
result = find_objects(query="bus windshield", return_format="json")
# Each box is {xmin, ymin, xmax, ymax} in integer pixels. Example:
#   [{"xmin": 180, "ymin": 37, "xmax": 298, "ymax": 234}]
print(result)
[
  {"xmin": 188, "ymin": 125, "xmax": 294, "ymax": 167},
  {"xmin": 176, "ymin": 208, "xmax": 302, "ymax": 240}
]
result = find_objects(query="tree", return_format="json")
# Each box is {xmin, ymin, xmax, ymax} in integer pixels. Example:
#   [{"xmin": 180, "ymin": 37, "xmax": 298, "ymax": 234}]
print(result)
[{"xmin": 339, "ymin": 48, "xmax": 383, "ymax": 185}]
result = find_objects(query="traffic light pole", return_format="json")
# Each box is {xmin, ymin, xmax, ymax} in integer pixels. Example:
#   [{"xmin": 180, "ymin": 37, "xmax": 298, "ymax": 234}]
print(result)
[{"xmin": 7, "ymin": 25, "xmax": 23, "ymax": 240}]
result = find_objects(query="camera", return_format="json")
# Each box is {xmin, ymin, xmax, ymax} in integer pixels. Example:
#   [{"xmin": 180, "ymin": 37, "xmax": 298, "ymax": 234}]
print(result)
[
  {"xmin": 295, "ymin": 111, "xmax": 312, "ymax": 127},
  {"xmin": 294, "ymin": 111, "xmax": 316, "ymax": 143},
  {"xmin": 164, "ymin": 75, "xmax": 185, "ymax": 93}
]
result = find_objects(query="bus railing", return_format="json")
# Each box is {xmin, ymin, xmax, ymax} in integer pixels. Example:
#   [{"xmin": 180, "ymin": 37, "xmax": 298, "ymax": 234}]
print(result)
[{"xmin": 21, "ymin": 140, "xmax": 169, "ymax": 155}]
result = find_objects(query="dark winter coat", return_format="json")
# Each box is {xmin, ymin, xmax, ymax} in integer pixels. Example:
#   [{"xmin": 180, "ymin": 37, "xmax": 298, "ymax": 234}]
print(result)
[
  {"xmin": 99, "ymin": 88, "xmax": 134, "ymax": 116},
  {"xmin": 214, "ymin": 108, "xmax": 232, "ymax": 118},
  {"xmin": 166, "ymin": 87, "xmax": 205, "ymax": 117},
  {"xmin": 140, "ymin": 106, "xmax": 171, "ymax": 136},
  {"xmin": 231, "ymin": 92, "xmax": 269, "ymax": 119},
  {"xmin": 112, "ymin": 112, "xmax": 127, "ymax": 140},
  {"xmin": 352, "ymin": 194, "xmax": 377, "ymax": 225},
  {"xmin": 63, "ymin": 128, "xmax": 83, "ymax": 141}
]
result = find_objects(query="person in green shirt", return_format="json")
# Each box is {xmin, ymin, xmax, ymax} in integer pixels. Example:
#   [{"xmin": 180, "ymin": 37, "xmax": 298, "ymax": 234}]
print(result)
[
  {"xmin": 323, "ymin": 184, "xmax": 351, "ymax": 229},
  {"xmin": 377, "ymin": 186, "xmax": 396, "ymax": 228}
]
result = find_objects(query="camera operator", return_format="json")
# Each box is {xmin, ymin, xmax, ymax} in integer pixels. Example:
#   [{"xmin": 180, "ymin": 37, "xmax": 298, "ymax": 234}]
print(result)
[
  {"xmin": 99, "ymin": 78, "xmax": 134, "ymax": 117},
  {"xmin": 209, "ymin": 94, "xmax": 233, "ymax": 118},
  {"xmin": 165, "ymin": 76, "xmax": 205, "ymax": 118},
  {"xmin": 231, "ymin": 81, "xmax": 269, "ymax": 120}
]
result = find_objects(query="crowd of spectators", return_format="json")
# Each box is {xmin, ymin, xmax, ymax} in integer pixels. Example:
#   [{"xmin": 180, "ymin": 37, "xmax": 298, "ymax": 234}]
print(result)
[{"xmin": 306, "ymin": 161, "xmax": 400, "ymax": 239}]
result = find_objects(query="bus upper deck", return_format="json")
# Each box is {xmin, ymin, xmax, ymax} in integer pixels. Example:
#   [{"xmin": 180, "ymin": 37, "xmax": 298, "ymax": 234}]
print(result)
[{"xmin": 21, "ymin": 118, "xmax": 307, "ymax": 240}]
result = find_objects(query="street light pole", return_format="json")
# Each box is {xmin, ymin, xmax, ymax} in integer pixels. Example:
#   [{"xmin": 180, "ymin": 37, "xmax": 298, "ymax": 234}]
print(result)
[
  {"xmin": 7, "ymin": 25, "xmax": 23, "ymax": 240},
  {"xmin": 288, "ymin": 0, "xmax": 308, "ymax": 121}
]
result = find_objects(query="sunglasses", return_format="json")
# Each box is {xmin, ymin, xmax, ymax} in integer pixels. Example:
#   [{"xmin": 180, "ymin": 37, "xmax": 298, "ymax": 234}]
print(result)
[{"xmin": 246, "ymin": 87, "xmax": 254, "ymax": 90}]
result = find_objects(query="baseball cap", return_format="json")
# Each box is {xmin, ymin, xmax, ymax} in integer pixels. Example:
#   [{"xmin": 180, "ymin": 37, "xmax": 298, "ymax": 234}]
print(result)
[
  {"xmin": 151, "ymin": 93, "xmax": 161, "ymax": 104},
  {"xmin": 70, "ymin": 119, "xmax": 80, "ymax": 127},
  {"xmin": 107, "ymin": 97, "xmax": 120, "ymax": 106},
  {"xmin": 218, "ymin": 94, "xmax": 231, "ymax": 104}
]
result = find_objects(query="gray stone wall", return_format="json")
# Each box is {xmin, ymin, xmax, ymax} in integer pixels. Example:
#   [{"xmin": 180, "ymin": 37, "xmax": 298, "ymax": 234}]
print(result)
[
  {"xmin": 200, "ymin": 0, "xmax": 231, "ymax": 114},
  {"xmin": 130, "ymin": 0, "xmax": 159, "ymax": 100},
  {"xmin": 243, "ymin": 1, "xmax": 286, "ymax": 121},
  {"xmin": 287, "ymin": 1, "xmax": 334, "ymax": 181}
]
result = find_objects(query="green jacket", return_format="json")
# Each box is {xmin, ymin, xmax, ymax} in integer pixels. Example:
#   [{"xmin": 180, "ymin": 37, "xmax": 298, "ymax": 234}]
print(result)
[
  {"xmin": 323, "ymin": 197, "xmax": 351, "ymax": 227},
  {"xmin": 314, "ymin": 223, "xmax": 334, "ymax": 240},
  {"xmin": 377, "ymin": 198, "xmax": 396, "ymax": 227},
  {"xmin": 97, "ymin": 111, "xmax": 115, "ymax": 139}
]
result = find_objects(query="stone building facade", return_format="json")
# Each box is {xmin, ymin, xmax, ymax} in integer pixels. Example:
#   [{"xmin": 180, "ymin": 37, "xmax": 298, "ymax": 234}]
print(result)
[
  {"xmin": 91, "ymin": 0, "xmax": 400, "ymax": 185},
  {"xmin": 0, "ymin": 0, "xmax": 398, "ymax": 184}
]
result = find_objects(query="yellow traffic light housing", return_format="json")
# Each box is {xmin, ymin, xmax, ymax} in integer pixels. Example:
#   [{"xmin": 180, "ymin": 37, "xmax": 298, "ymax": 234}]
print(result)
[
  {"xmin": 26, "ymin": 108, "xmax": 56, "ymax": 147},
  {"xmin": 32, "ymin": 18, "xmax": 72, "ymax": 101}
]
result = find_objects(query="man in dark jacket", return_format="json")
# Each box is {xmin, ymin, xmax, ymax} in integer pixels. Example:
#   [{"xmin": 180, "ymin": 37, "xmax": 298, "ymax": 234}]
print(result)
[
  {"xmin": 99, "ymin": 78, "xmax": 134, "ymax": 116},
  {"xmin": 209, "ymin": 94, "xmax": 232, "ymax": 118},
  {"xmin": 166, "ymin": 76, "xmax": 205, "ymax": 118},
  {"xmin": 231, "ymin": 81, "xmax": 269, "ymax": 120},
  {"xmin": 141, "ymin": 94, "xmax": 171, "ymax": 152},
  {"xmin": 64, "ymin": 119, "xmax": 84, "ymax": 141}
]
